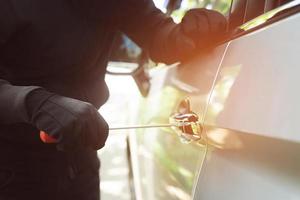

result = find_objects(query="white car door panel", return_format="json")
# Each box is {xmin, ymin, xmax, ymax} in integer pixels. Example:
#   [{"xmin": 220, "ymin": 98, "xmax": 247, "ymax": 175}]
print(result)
[
  {"xmin": 193, "ymin": 10, "xmax": 300, "ymax": 200},
  {"xmin": 129, "ymin": 43, "xmax": 229, "ymax": 200}
]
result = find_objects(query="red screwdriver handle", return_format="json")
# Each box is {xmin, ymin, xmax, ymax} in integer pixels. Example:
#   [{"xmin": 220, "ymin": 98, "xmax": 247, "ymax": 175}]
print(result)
[{"xmin": 39, "ymin": 131, "xmax": 58, "ymax": 143}]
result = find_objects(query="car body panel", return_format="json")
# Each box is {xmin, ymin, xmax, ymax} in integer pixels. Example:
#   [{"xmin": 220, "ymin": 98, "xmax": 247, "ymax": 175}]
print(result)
[
  {"xmin": 205, "ymin": 13, "xmax": 300, "ymax": 142},
  {"xmin": 129, "ymin": 43, "xmax": 229, "ymax": 200},
  {"xmin": 193, "ymin": 128, "xmax": 300, "ymax": 200},
  {"xmin": 193, "ymin": 11, "xmax": 300, "ymax": 200},
  {"xmin": 129, "ymin": 1, "xmax": 300, "ymax": 200}
]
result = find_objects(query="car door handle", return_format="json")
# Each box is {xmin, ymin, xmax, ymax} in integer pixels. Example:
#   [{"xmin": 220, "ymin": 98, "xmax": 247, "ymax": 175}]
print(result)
[{"xmin": 169, "ymin": 98, "xmax": 202, "ymax": 143}]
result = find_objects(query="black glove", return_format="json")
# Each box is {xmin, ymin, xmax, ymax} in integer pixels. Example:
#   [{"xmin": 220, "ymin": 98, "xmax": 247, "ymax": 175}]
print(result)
[
  {"xmin": 158, "ymin": 8, "xmax": 228, "ymax": 63},
  {"xmin": 181, "ymin": 8, "xmax": 228, "ymax": 47},
  {"xmin": 27, "ymin": 89, "xmax": 109, "ymax": 151}
]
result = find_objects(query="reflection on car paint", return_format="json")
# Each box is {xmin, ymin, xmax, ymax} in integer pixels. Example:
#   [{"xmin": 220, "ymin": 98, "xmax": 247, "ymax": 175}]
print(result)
[
  {"xmin": 134, "ymin": 85, "xmax": 207, "ymax": 200},
  {"xmin": 205, "ymin": 127, "xmax": 244, "ymax": 150},
  {"xmin": 131, "ymin": 43, "xmax": 230, "ymax": 199},
  {"xmin": 205, "ymin": 64, "xmax": 242, "ymax": 125},
  {"xmin": 192, "ymin": 12, "xmax": 300, "ymax": 199},
  {"xmin": 202, "ymin": 64, "xmax": 244, "ymax": 149}
]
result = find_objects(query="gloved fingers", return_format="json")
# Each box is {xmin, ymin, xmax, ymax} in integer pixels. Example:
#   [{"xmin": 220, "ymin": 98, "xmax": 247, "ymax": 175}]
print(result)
[
  {"xmin": 204, "ymin": 10, "xmax": 228, "ymax": 34},
  {"xmin": 59, "ymin": 105, "xmax": 99, "ymax": 151},
  {"xmin": 181, "ymin": 8, "xmax": 210, "ymax": 40},
  {"xmin": 45, "ymin": 96, "xmax": 92, "ymax": 149},
  {"xmin": 182, "ymin": 8, "xmax": 227, "ymax": 35},
  {"xmin": 33, "ymin": 109, "xmax": 63, "ymax": 142},
  {"xmin": 79, "ymin": 105, "xmax": 107, "ymax": 150},
  {"xmin": 173, "ymin": 29, "xmax": 197, "ymax": 61},
  {"xmin": 57, "ymin": 121, "xmax": 83, "ymax": 152},
  {"xmin": 80, "ymin": 110, "xmax": 97, "ymax": 150},
  {"xmin": 33, "ymin": 98, "xmax": 77, "ymax": 143},
  {"xmin": 33, "ymin": 93, "xmax": 109, "ymax": 151},
  {"xmin": 91, "ymin": 111, "xmax": 109, "ymax": 150},
  {"xmin": 181, "ymin": 8, "xmax": 228, "ymax": 48},
  {"xmin": 73, "ymin": 107, "xmax": 108, "ymax": 150}
]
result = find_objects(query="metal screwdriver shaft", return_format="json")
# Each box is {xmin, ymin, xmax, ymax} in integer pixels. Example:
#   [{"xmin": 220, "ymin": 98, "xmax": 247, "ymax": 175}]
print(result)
[
  {"xmin": 109, "ymin": 121, "xmax": 193, "ymax": 131},
  {"xmin": 109, "ymin": 123, "xmax": 174, "ymax": 130}
]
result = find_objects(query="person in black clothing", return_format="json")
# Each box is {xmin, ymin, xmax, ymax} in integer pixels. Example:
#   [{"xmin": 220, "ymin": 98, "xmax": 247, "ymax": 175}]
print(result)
[{"xmin": 0, "ymin": 0, "xmax": 227, "ymax": 199}]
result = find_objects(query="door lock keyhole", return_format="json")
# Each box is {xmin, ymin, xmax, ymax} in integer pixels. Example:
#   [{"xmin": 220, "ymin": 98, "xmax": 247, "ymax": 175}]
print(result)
[{"xmin": 169, "ymin": 98, "xmax": 202, "ymax": 143}]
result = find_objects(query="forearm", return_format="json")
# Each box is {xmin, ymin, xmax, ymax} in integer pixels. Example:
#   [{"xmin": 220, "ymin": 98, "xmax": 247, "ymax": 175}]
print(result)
[
  {"xmin": 146, "ymin": 19, "xmax": 187, "ymax": 64},
  {"xmin": 116, "ymin": 0, "xmax": 181, "ymax": 64},
  {"xmin": 117, "ymin": 1, "xmax": 227, "ymax": 64},
  {"xmin": 0, "ymin": 79, "xmax": 44, "ymax": 124}
]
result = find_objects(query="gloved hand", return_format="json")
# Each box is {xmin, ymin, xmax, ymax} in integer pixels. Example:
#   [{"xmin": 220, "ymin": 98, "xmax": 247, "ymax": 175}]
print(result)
[
  {"xmin": 181, "ymin": 8, "xmax": 227, "ymax": 46},
  {"xmin": 26, "ymin": 89, "xmax": 109, "ymax": 151},
  {"xmin": 165, "ymin": 8, "xmax": 228, "ymax": 62}
]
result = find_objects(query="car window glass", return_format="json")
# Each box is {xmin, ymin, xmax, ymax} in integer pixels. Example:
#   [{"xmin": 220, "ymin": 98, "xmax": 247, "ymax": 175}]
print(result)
[
  {"xmin": 229, "ymin": 0, "xmax": 296, "ymax": 30},
  {"xmin": 264, "ymin": 0, "xmax": 294, "ymax": 12},
  {"xmin": 239, "ymin": 0, "xmax": 300, "ymax": 31},
  {"xmin": 109, "ymin": 32, "xmax": 142, "ymax": 63}
]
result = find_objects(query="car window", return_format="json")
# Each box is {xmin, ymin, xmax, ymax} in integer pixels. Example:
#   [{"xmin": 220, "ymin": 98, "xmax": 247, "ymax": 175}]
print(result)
[
  {"xmin": 264, "ymin": 0, "xmax": 294, "ymax": 12},
  {"xmin": 229, "ymin": 0, "xmax": 296, "ymax": 30},
  {"xmin": 237, "ymin": 1, "xmax": 299, "ymax": 33}
]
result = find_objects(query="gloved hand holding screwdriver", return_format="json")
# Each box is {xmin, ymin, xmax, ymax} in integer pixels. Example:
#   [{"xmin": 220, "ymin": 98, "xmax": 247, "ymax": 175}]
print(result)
[
  {"xmin": 0, "ymin": 80, "xmax": 108, "ymax": 151},
  {"xmin": 26, "ymin": 89, "xmax": 109, "ymax": 151}
]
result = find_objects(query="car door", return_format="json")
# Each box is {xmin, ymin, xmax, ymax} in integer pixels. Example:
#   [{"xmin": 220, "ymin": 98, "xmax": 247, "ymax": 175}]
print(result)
[
  {"xmin": 129, "ymin": 43, "xmax": 229, "ymax": 200},
  {"xmin": 193, "ymin": 1, "xmax": 300, "ymax": 199},
  {"xmin": 128, "ymin": 1, "xmax": 232, "ymax": 199},
  {"xmin": 129, "ymin": 0, "xmax": 300, "ymax": 200}
]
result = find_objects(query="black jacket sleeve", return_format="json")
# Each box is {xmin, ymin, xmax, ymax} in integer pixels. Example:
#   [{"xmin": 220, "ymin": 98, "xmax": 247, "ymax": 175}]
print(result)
[
  {"xmin": 0, "ymin": 0, "xmax": 18, "ymax": 46},
  {"xmin": 0, "ymin": 79, "xmax": 43, "ymax": 124},
  {"xmin": 0, "ymin": 1, "xmax": 42, "ymax": 124},
  {"xmin": 116, "ymin": 0, "xmax": 185, "ymax": 64}
]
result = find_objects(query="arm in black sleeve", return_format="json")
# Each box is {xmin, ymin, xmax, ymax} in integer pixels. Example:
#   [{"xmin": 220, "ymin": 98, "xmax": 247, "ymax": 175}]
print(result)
[
  {"xmin": 0, "ymin": 78, "xmax": 109, "ymax": 150},
  {"xmin": 0, "ymin": 1, "xmax": 44, "ymax": 124},
  {"xmin": 116, "ymin": 0, "xmax": 182, "ymax": 64},
  {"xmin": 0, "ymin": 0, "xmax": 20, "ymax": 46},
  {"xmin": 0, "ymin": 1, "xmax": 108, "ymax": 150},
  {"xmin": 0, "ymin": 79, "xmax": 46, "ymax": 124},
  {"xmin": 116, "ymin": 0, "xmax": 227, "ymax": 64}
]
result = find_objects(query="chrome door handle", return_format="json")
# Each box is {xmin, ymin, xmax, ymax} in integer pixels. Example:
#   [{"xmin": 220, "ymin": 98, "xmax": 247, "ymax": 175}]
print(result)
[{"xmin": 169, "ymin": 98, "xmax": 202, "ymax": 143}]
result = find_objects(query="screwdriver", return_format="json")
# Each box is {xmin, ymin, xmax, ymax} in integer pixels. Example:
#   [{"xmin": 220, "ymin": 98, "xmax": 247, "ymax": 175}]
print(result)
[
  {"xmin": 109, "ymin": 123, "xmax": 176, "ymax": 130},
  {"xmin": 109, "ymin": 112, "xmax": 200, "ymax": 131},
  {"xmin": 40, "ymin": 113, "xmax": 200, "ymax": 143},
  {"xmin": 39, "ymin": 122, "xmax": 189, "ymax": 143}
]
